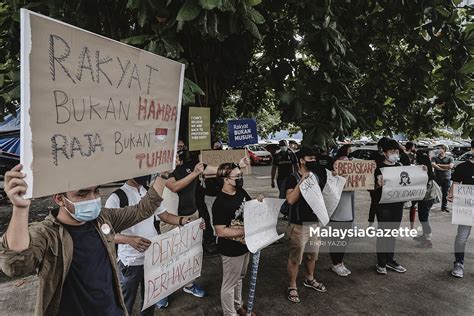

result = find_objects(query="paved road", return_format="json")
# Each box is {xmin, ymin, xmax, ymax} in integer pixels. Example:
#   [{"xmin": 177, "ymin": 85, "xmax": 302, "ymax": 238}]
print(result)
[{"xmin": 0, "ymin": 166, "xmax": 473, "ymax": 315}]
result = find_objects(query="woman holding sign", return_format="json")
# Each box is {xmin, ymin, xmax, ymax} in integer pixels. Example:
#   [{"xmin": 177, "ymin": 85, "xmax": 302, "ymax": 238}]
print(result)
[
  {"xmin": 212, "ymin": 163, "xmax": 263, "ymax": 316},
  {"xmin": 374, "ymin": 139, "xmax": 407, "ymax": 275}
]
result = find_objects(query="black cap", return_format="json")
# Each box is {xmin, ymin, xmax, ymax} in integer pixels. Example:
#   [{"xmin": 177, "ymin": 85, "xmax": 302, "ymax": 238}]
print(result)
[{"xmin": 297, "ymin": 146, "xmax": 316, "ymax": 159}]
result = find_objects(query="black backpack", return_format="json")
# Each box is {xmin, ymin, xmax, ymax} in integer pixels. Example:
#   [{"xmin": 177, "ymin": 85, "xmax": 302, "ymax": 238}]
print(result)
[
  {"xmin": 279, "ymin": 172, "xmax": 302, "ymax": 218},
  {"xmin": 113, "ymin": 185, "xmax": 150, "ymax": 207}
]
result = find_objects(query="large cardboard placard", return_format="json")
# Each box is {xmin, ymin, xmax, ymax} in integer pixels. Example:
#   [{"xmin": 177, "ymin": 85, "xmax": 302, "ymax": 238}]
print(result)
[
  {"xmin": 380, "ymin": 166, "xmax": 428, "ymax": 204},
  {"xmin": 322, "ymin": 169, "xmax": 346, "ymax": 218},
  {"xmin": 20, "ymin": 10, "xmax": 184, "ymax": 198},
  {"xmin": 452, "ymin": 184, "xmax": 474, "ymax": 226},
  {"xmin": 333, "ymin": 160, "xmax": 376, "ymax": 191},
  {"xmin": 188, "ymin": 107, "xmax": 211, "ymax": 151},
  {"xmin": 300, "ymin": 172, "xmax": 329, "ymax": 226},
  {"xmin": 244, "ymin": 198, "xmax": 285, "ymax": 253},
  {"xmin": 200, "ymin": 149, "xmax": 252, "ymax": 174},
  {"xmin": 143, "ymin": 219, "xmax": 203, "ymax": 310}
]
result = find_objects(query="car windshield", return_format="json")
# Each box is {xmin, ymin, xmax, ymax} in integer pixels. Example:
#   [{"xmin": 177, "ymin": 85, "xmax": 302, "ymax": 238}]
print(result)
[{"xmin": 248, "ymin": 145, "xmax": 265, "ymax": 151}]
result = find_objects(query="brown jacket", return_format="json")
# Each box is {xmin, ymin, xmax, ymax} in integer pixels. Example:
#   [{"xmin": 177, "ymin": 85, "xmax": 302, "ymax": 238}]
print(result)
[{"xmin": 0, "ymin": 187, "xmax": 163, "ymax": 316}]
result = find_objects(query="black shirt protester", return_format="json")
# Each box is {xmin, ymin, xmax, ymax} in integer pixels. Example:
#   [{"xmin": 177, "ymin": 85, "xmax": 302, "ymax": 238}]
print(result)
[
  {"xmin": 212, "ymin": 189, "xmax": 251, "ymax": 257},
  {"xmin": 452, "ymin": 160, "xmax": 474, "ymax": 185},
  {"xmin": 285, "ymin": 173, "xmax": 319, "ymax": 225},
  {"xmin": 399, "ymin": 152, "xmax": 411, "ymax": 166},
  {"xmin": 273, "ymin": 150, "xmax": 294, "ymax": 180},
  {"xmin": 170, "ymin": 160, "xmax": 207, "ymax": 216},
  {"xmin": 58, "ymin": 222, "xmax": 123, "ymax": 316}
]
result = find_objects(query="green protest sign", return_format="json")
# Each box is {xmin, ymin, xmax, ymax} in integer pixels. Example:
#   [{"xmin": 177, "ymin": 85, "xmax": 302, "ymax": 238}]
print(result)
[{"xmin": 188, "ymin": 107, "xmax": 211, "ymax": 151}]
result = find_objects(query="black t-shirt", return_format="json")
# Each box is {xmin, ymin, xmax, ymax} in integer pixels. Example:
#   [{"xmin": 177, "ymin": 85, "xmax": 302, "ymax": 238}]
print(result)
[
  {"xmin": 204, "ymin": 177, "xmax": 221, "ymax": 196},
  {"xmin": 285, "ymin": 173, "xmax": 319, "ymax": 225},
  {"xmin": 58, "ymin": 222, "xmax": 123, "ymax": 316},
  {"xmin": 316, "ymin": 154, "xmax": 335, "ymax": 171},
  {"xmin": 170, "ymin": 160, "xmax": 204, "ymax": 216},
  {"xmin": 399, "ymin": 152, "xmax": 411, "ymax": 166},
  {"xmin": 273, "ymin": 150, "xmax": 294, "ymax": 180},
  {"xmin": 452, "ymin": 161, "xmax": 474, "ymax": 184},
  {"xmin": 374, "ymin": 162, "xmax": 403, "ymax": 206},
  {"xmin": 212, "ymin": 189, "xmax": 251, "ymax": 257}
]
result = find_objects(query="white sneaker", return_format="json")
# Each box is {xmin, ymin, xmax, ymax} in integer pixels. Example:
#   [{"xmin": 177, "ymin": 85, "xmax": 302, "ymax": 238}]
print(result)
[
  {"xmin": 332, "ymin": 263, "xmax": 349, "ymax": 277},
  {"xmin": 341, "ymin": 263, "xmax": 351, "ymax": 275}
]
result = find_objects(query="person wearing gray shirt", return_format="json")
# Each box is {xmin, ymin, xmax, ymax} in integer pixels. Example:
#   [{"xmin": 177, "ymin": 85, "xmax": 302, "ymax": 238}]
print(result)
[{"xmin": 431, "ymin": 145, "xmax": 454, "ymax": 212}]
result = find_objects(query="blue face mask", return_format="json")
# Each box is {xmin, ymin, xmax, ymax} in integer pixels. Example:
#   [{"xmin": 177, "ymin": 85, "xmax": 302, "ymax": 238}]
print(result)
[{"xmin": 63, "ymin": 196, "xmax": 102, "ymax": 222}]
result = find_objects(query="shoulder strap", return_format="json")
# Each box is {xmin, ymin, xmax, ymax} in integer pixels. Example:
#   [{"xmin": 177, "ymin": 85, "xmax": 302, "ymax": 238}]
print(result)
[{"xmin": 113, "ymin": 188, "xmax": 129, "ymax": 208}]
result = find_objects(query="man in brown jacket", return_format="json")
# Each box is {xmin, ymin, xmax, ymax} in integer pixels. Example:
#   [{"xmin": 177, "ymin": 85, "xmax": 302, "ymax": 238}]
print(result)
[{"xmin": 0, "ymin": 164, "xmax": 188, "ymax": 316}]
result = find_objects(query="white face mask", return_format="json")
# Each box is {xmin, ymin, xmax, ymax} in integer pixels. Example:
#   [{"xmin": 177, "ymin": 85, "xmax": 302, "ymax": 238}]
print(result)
[{"xmin": 387, "ymin": 154, "xmax": 399, "ymax": 163}]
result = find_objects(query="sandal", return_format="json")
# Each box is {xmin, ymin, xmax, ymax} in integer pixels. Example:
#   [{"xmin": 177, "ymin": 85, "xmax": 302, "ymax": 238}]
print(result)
[
  {"xmin": 287, "ymin": 287, "xmax": 300, "ymax": 303},
  {"xmin": 303, "ymin": 278, "xmax": 327, "ymax": 292}
]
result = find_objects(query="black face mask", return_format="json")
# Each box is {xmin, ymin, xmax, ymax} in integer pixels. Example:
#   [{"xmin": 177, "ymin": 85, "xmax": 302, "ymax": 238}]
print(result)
[
  {"xmin": 178, "ymin": 149, "xmax": 189, "ymax": 162},
  {"xmin": 304, "ymin": 161, "xmax": 318, "ymax": 172},
  {"xmin": 234, "ymin": 177, "xmax": 244, "ymax": 188},
  {"xmin": 134, "ymin": 175, "xmax": 150, "ymax": 187}
]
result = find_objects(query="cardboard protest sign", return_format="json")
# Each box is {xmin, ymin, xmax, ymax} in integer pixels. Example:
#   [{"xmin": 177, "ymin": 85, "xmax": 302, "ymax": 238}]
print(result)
[
  {"xmin": 322, "ymin": 169, "xmax": 346, "ymax": 218},
  {"xmin": 143, "ymin": 219, "xmax": 203, "ymax": 310},
  {"xmin": 20, "ymin": 10, "xmax": 184, "ymax": 198},
  {"xmin": 300, "ymin": 172, "xmax": 329, "ymax": 226},
  {"xmin": 227, "ymin": 118, "xmax": 258, "ymax": 148},
  {"xmin": 380, "ymin": 166, "xmax": 428, "ymax": 204},
  {"xmin": 452, "ymin": 184, "xmax": 474, "ymax": 226},
  {"xmin": 200, "ymin": 149, "xmax": 252, "ymax": 174},
  {"xmin": 333, "ymin": 160, "xmax": 376, "ymax": 191},
  {"xmin": 244, "ymin": 198, "xmax": 285, "ymax": 253},
  {"xmin": 188, "ymin": 107, "xmax": 210, "ymax": 151}
]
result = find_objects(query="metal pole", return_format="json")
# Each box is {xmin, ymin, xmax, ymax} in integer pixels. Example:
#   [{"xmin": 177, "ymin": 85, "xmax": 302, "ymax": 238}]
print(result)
[{"xmin": 246, "ymin": 250, "xmax": 261, "ymax": 316}]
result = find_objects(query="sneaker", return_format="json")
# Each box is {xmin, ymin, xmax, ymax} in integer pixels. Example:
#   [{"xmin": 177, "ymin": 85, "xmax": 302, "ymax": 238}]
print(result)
[
  {"xmin": 441, "ymin": 208, "xmax": 450, "ymax": 213},
  {"xmin": 417, "ymin": 239, "xmax": 433, "ymax": 248},
  {"xmin": 155, "ymin": 297, "xmax": 169, "ymax": 309},
  {"xmin": 386, "ymin": 261, "xmax": 407, "ymax": 273},
  {"xmin": 413, "ymin": 235, "xmax": 426, "ymax": 242},
  {"xmin": 376, "ymin": 264, "xmax": 387, "ymax": 275},
  {"xmin": 451, "ymin": 262, "xmax": 464, "ymax": 278},
  {"xmin": 332, "ymin": 263, "xmax": 349, "ymax": 277},
  {"xmin": 341, "ymin": 263, "xmax": 352, "ymax": 275},
  {"xmin": 183, "ymin": 283, "xmax": 206, "ymax": 297}
]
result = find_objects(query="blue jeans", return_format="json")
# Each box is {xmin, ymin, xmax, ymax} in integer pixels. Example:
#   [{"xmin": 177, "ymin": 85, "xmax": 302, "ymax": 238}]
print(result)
[
  {"xmin": 454, "ymin": 225, "xmax": 472, "ymax": 264},
  {"xmin": 118, "ymin": 261, "xmax": 155, "ymax": 316},
  {"xmin": 436, "ymin": 178, "xmax": 451, "ymax": 210}
]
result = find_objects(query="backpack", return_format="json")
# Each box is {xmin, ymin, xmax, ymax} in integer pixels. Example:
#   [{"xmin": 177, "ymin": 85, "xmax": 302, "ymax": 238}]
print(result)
[
  {"xmin": 112, "ymin": 184, "xmax": 149, "ymax": 207},
  {"xmin": 279, "ymin": 172, "xmax": 302, "ymax": 218}
]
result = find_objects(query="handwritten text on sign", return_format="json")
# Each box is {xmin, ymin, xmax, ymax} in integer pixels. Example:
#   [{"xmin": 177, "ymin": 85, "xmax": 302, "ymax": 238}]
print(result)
[
  {"xmin": 21, "ymin": 10, "xmax": 184, "ymax": 198},
  {"xmin": 452, "ymin": 185, "xmax": 474, "ymax": 226},
  {"xmin": 380, "ymin": 166, "xmax": 428, "ymax": 204},
  {"xmin": 244, "ymin": 198, "xmax": 285, "ymax": 253},
  {"xmin": 300, "ymin": 172, "xmax": 330, "ymax": 226},
  {"xmin": 333, "ymin": 160, "xmax": 376, "ymax": 191},
  {"xmin": 200, "ymin": 149, "xmax": 251, "ymax": 175},
  {"xmin": 143, "ymin": 219, "xmax": 203, "ymax": 310}
]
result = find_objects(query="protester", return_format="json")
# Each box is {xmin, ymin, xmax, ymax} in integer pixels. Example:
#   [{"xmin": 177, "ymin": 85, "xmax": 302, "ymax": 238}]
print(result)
[
  {"xmin": 374, "ymin": 139, "xmax": 407, "ymax": 274},
  {"xmin": 431, "ymin": 144, "xmax": 454, "ymax": 212},
  {"xmin": 329, "ymin": 145, "xmax": 354, "ymax": 277},
  {"xmin": 405, "ymin": 142, "xmax": 417, "ymax": 164},
  {"xmin": 213, "ymin": 163, "xmax": 262, "ymax": 316},
  {"xmin": 286, "ymin": 146, "xmax": 327, "ymax": 304},
  {"xmin": 412, "ymin": 154, "xmax": 436, "ymax": 248},
  {"xmin": 398, "ymin": 142, "xmax": 411, "ymax": 166},
  {"xmin": 288, "ymin": 140, "xmax": 299, "ymax": 171},
  {"xmin": 449, "ymin": 140, "xmax": 474, "ymax": 278},
  {"xmin": 105, "ymin": 175, "xmax": 204, "ymax": 314},
  {"xmin": 0, "ymin": 164, "xmax": 167, "ymax": 315},
  {"xmin": 271, "ymin": 140, "xmax": 295, "ymax": 198},
  {"xmin": 368, "ymin": 137, "xmax": 390, "ymax": 226},
  {"xmin": 315, "ymin": 146, "xmax": 335, "ymax": 171}
]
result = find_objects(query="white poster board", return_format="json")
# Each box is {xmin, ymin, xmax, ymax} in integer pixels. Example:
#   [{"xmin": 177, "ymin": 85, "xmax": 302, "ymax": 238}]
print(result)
[
  {"xmin": 244, "ymin": 198, "xmax": 285, "ymax": 253},
  {"xmin": 300, "ymin": 172, "xmax": 329, "ymax": 226},
  {"xmin": 452, "ymin": 184, "xmax": 474, "ymax": 226},
  {"xmin": 20, "ymin": 9, "xmax": 184, "ymax": 198},
  {"xmin": 380, "ymin": 166, "xmax": 428, "ymax": 204},
  {"xmin": 322, "ymin": 169, "xmax": 346, "ymax": 218},
  {"xmin": 143, "ymin": 219, "xmax": 203, "ymax": 310}
]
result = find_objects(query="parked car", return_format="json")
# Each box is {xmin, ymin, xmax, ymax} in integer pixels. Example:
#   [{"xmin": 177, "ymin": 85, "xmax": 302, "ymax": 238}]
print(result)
[
  {"xmin": 454, "ymin": 151, "xmax": 473, "ymax": 168},
  {"xmin": 245, "ymin": 145, "xmax": 273, "ymax": 165},
  {"xmin": 262, "ymin": 143, "xmax": 281, "ymax": 157},
  {"xmin": 349, "ymin": 146, "xmax": 378, "ymax": 160}
]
